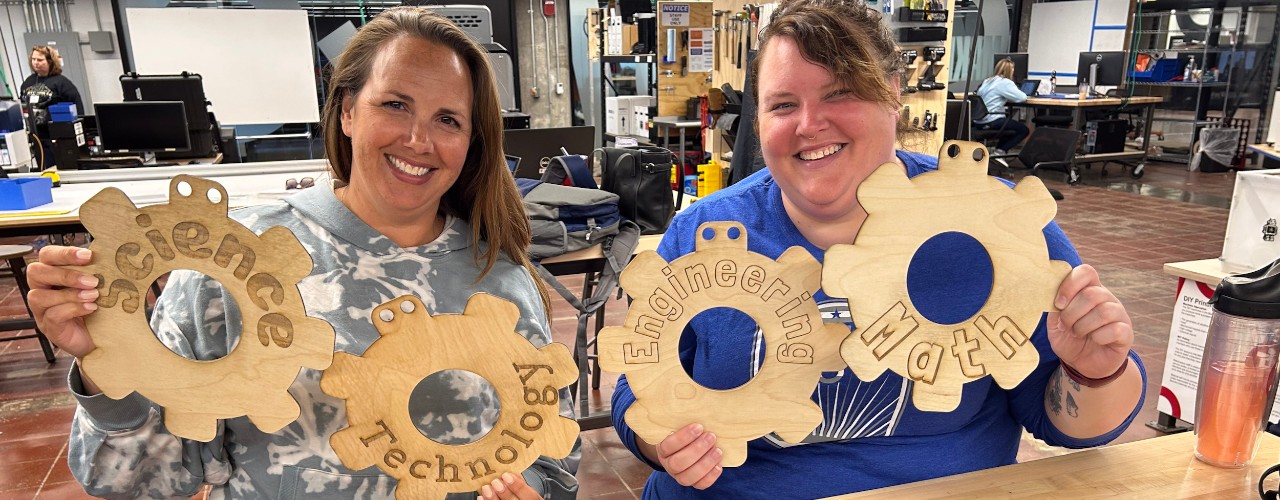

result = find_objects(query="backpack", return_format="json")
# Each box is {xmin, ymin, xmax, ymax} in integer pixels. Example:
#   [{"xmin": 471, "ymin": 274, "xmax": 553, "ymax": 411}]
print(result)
[{"xmin": 516, "ymin": 177, "xmax": 622, "ymax": 260}]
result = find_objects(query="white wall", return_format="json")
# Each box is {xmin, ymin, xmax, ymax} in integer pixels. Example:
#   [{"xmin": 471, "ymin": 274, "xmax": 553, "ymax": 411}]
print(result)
[
  {"xmin": 1027, "ymin": 0, "xmax": 1127, "ymax": 86},
  {"xmin": 1, "ymin": 0, "xmax": 123, "ymax": 107}
]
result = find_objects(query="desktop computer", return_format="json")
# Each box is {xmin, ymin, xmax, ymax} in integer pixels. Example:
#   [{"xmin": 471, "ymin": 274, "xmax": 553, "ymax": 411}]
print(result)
[{"xmin": 1085, "ymin": 119, "xmax": 1127, "ymax": 154}]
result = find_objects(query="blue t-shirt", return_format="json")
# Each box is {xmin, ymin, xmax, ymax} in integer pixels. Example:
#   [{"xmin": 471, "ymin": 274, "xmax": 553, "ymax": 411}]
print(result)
[{"xmin": 610, "ymin": 151, "xmax": 1146, "ymax": 499}]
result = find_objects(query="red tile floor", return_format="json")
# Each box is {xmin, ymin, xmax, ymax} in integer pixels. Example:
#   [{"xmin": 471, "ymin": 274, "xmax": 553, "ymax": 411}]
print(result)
[{"xmin": 0, "ymin": 159, "xmax": 1242, "ymax": 498}]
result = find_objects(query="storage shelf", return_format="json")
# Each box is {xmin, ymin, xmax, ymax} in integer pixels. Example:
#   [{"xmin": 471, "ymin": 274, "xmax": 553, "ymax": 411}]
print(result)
[
  {"xmin": 602, "ymin": 54, "xmax": 656, "ymax": 63},
  {"xmin": 1133, "ymin": 81, "xmax": 1230, "ymax": 87}
]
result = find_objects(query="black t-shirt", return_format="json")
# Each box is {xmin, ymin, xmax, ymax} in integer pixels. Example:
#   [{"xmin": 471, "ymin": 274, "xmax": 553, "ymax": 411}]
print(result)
[{"xmin": 20, "ymin": 73, "xmax": 84, "ymax": 113}]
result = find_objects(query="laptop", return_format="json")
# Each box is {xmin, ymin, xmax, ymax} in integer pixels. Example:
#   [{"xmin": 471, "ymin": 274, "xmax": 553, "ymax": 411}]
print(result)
[
  {"xmin": 502, "ymin": 126, "xmax": 596, "ymax": 179},
  {"xmin": 1020, "ymin": 79, "xmax": 1041, "ymax": 96},
  {"xmin": 504, "ymin": 154, "xmax": 521, "ymax": 174}
]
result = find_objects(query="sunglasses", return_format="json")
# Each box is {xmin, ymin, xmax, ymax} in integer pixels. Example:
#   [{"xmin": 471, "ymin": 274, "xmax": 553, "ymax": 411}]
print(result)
[{"xmin": 285, "ymin": 177, "xmax": 315, "ymax": 190}]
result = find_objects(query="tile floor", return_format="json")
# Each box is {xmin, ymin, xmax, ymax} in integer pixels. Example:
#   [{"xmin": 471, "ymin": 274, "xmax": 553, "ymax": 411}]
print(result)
[{"xmin": 0, "ymin": 159, "xmax": 1243, "ymax": 499}]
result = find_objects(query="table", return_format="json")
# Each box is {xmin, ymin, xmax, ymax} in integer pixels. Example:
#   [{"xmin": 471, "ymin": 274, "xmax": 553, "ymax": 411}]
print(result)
[
  {"xmin": 652, "ymin": 116, "xmax": 703, "ymax": 204},
  {"xmin": 1249, "ymin": 143, "xmax": 1280, "ymax": 167},
  {"xmin": 2, "ymin": 163, "xmax": 680, "ymax": 431},
  {"xmin": 830, "ymin": 432, "xmax": 1280, "ymax": 498},
  {"xmin": 1015, "ymin": 96, "xmax": 1164, "ymax": 181}
]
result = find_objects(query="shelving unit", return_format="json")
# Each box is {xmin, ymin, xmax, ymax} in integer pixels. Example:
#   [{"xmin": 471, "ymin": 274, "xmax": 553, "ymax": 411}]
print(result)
[{"xmin": 1128, "ymin": 4, "xmax": 1244, "ymax": 163}]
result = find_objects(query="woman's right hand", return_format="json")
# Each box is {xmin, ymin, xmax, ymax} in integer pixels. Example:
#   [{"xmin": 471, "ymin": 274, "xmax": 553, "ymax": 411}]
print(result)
[
  {"xmin": 25, "ymin": 246, "xmax": 99, "ymax": 359},
  {"xmin": 655, "ymin": 423, "xmax": 724, "ymax": 490}
]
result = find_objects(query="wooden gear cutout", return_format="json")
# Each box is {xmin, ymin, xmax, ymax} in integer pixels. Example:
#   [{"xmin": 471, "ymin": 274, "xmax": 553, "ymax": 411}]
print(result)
[
  {"xmin": 823, "ymin": 141, "xmax": 1073, "ymax": 412},
  {"xmin": 597, "ymin": 222, "xmax": 849, "ymax": 467},
  {"xmin": 320, "ymin": 294, "xmax": 579, "ymax": 499},
  {"xmin": 73, "ymin": 175, "xmax": 336, "ymax": 441}
]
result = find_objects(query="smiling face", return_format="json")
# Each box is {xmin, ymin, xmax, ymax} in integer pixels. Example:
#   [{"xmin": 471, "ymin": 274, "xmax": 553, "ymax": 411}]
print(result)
[
  {"xmin": 30, "ymin": 50, "xmax": 50, "ymax": 77},
  {"xmin": 339, "ymin": 35, "xmax": 473, "ymax": 241},
  {"xmin": 756, "ymin": 36, "xmax": 900, "ymax": 228}
]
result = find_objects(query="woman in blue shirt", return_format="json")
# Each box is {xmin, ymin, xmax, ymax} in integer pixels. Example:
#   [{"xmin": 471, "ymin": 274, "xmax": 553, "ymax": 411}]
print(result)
[
  {"xmin": 610, "ymin": 1, "xmax": 1145, "ymax": 498},
  {"xmin": 974, "ymin": 58, "xmax": 1030, "ymax": 156}
]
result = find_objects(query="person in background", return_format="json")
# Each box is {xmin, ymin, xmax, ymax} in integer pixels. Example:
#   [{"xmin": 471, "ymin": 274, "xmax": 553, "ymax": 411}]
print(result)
[
  {"xmin": 973, "ymin": 57, "xmax": 1030, "ymax": 157},
  {"xmin": 24, "ymin": 7, "xmax": 576, "ymax": 500},
  {"xmin": 610, "ymin": 1, "xmax": 1145, "ymax": 498},
  {"xmin": 20, "ymin": 45, "xmax": 83, "ymax": 169}
]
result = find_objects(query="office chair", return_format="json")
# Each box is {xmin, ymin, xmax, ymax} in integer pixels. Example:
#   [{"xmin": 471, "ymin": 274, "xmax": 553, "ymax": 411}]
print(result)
[
  {"xmin": 965, "ymin": 94, "xmax": 1016, "ymax": 153},
  {"xmin": 1017, "ymin": 127, "xmax": 1083, "ymax": 186},
  {"xmin": 0, "ymin": 245, "xmax": 56, "ymax": 363}
]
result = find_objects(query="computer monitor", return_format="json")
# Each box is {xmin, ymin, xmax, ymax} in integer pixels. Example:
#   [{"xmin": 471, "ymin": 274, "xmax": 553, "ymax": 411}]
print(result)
[
  {"xmin": 1077, "ymin": 51, "xmax": 1127, "ymax": 92},
  {"xmin": 94, "ymin": 101, "xmax": 191, "ymax": 160},
  {"xmin": 502, "ymin": 126, "xmax": 596, "ymax": 179},
  {"xmin": 993, "ymin": 52, "xmax": 1029, "ymax": 83},
  {"xmin": 120, "ymin": 73, "xmax": 215, "ymax": 157}
]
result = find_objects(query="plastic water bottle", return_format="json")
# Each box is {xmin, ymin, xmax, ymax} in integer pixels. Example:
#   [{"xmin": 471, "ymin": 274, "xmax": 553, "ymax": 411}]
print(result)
[{"xmin": 1184, "ymin": 56, "xmax": 1196, "ymax": 81}]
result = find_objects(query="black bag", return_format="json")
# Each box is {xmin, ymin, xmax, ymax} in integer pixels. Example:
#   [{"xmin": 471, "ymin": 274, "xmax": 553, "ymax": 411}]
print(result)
[{"xmin": 594, "ymin": 146, "xmax": 676, "ymax": 235}]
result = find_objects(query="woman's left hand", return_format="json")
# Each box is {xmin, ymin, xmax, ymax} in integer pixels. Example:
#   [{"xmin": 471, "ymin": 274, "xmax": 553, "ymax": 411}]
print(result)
[
  {"xmin": 1046, "ymin": 264, "xmax": 1134, "ymax": 379},
  {"xmin": 479, "ymin": 472, "xmax": 540, "ymax": 500}
]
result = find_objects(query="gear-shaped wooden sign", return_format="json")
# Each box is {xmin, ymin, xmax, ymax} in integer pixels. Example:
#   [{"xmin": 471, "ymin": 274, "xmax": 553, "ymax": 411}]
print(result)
[
  {"xmin": 823, "ymin": 141, "xmax": 1073, "ymax": 412},
  {"xmin": 321, "ymin": 294, "xmax": 579, "ymax": 499},
  {"xmin": 597, "ymin": 222, "xmax": 849, "ymax": 466},
  {"xmin": 73, "ymin": 175, "xmax": 335, "ymax": 441}
]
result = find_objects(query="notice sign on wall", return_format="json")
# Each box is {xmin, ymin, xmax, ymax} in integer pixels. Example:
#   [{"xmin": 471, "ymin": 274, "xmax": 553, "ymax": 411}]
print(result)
[
  {"xmin": 660, "ymin": 3, "xmax": 690, "ymax": 26},
  {"xmin": 1158, "ymin": 277, "xmax": 1280, "ymax": 424}
]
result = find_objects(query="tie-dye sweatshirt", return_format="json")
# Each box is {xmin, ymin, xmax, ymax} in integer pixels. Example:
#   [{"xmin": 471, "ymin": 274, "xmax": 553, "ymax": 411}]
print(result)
[{"xmin": 64, "ymin": 184, "xmax": 580, "ymax": 499}]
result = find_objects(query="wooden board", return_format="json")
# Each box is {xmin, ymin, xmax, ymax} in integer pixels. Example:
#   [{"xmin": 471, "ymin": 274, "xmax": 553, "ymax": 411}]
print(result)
[
  {"xmin": 73, "ymin": 175, "xmax": 336, "ymax": 442},
  {"xmin": 597, "ymin": 222, "xmax": 849, "ymax": 467},
  {"xmin": 656, "ymin": 1, "xmax": 715, "ymax": 118},
  {"xmin": 321, "ymin": 294, "xmax": 579, "ymax": 499},
  {"xmin": 823, "ymin": 141, "xmax": 1072, "ymax": 412}
]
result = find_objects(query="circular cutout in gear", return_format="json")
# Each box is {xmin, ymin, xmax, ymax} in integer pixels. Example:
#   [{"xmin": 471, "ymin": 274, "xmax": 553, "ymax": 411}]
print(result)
[
  {"xmin": 321, "ymin": 294, "xmax": 579, "ymax": 499},
  {"xmin": 823, "ymin": 141, "xmax": 1073, "ymax": 412},
  {"xmin": 74, "ymin": 175, "xmax": 335, "ymax": 441},
  {"xmin": 598, "ymin": 222, "xmax": 849, "ymax": 467}
]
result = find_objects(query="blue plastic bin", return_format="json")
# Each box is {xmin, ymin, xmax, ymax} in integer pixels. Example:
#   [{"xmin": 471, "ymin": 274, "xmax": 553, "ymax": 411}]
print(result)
[
  {"xmin": 0, "ymin": 177, "xmax": 54, "ymax": 210},
  {"xmin": 1130, "ymin": 59, "xmax": 1181, "ymax": 82}
]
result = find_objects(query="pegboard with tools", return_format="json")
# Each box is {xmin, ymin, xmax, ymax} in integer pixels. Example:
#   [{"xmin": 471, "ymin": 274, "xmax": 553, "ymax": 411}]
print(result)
[{"xmin": 655, "ymin": 1, "xmax": 716, "ymax": 118}]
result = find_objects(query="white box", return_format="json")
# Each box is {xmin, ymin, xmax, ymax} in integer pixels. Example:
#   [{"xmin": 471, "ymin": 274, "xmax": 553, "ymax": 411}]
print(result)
[
  {"xmin": 606, "ymin": 16, "xmax": 623, "ymax": 56},
  {"xmin": 1221, "ymin": 168, "xmax": 1280, "ymax": 272},
  {"xmin": 633, "ymin": 105, "xmax": 651, "ymax": 137},
  {"xmin": 606, "ymin": 96, "xmax": 649, "ymax": 136}
]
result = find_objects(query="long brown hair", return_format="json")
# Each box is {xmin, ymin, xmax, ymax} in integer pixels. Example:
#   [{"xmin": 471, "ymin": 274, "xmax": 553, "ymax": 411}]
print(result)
[
  {"xmin": 320, "ymin": 7, "xmax": 550, "ymax": 319},
  {"xmin": 30, "ymin": 46, "xmax": 62, "ymax": 76},
  {"xmin": 751, "ymin": 0, "xmax": 917, "ymax": 139}
]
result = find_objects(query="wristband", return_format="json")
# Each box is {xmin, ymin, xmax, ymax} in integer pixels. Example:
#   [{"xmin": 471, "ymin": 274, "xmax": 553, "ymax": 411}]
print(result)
[{"xmin": 1061, "ymin": 360, "xmax": 1128, "ymax": 388}]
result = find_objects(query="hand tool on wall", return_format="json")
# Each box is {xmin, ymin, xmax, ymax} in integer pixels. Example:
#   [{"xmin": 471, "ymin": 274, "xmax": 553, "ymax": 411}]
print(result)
[{"xmin": 713, "ymin": 10, "xmax": 727, "ymax": 72}]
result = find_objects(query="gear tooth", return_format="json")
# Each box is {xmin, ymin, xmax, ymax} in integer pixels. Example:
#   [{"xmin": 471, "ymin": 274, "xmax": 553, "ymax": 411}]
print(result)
[
  {"xmin": 79, "ymin": 188, "xmax": 138, "ymax": 233},
  {"xmin": 540, "ymin": 417, "xmax": 581, "ymax": 458},
  {"xmin": 536, "ymin": 344, "xmax": 579, "ymax": 384},
  {"xmin": 329, "ymin": 427, "xmax": 378, "ymax": 470},
  {"xmin": 320, "ymin": 352, "xmax": 360, "ymax": 397},
  {"xmin": 595, "ymin": 325, "xmax": 635, "ymax": 373},
  {"xmin": 247, "ymin": 394, "xmax": 299, "ymax": 433},
  {"xmin": 163, "ymin": 410, "xmax": 218, "ymax": 442},
  {"xmin": 619, "ymin": 251, "xmax": 666, "ymax": 294}
]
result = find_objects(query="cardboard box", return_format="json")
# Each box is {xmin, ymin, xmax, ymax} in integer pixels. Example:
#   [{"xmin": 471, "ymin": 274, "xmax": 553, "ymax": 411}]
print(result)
[
  {"xmin": 606, "ymin": 16, "xmax": 624, "ymax": 55},
  {"xmin": 632, "ymin": 105, "xmax": 651, "ymax": 137},
  {"xmin": 606, "ymin": 96, "xmax": 649, "ymax": 136},
  {"xmin": 0, "ymin": 177, "xmax": 54, "ymax": 210},
  {"xmin": 1221, "ymin": 168, "xmax": 1280, "ymax": 272}
]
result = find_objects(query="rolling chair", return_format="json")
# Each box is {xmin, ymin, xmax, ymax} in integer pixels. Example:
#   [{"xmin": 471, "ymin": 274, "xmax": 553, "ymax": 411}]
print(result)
[
  {"xmin": 1018, "ymin": 127, "xmax": 1083, "ymax": 187},
  {"xmin": 965, "ymin": 94, "xmax": 1017, "ymax": 154}
]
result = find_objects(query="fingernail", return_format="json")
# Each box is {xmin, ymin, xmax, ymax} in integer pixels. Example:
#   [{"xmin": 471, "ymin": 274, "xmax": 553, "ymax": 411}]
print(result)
[
  {"xmin": 690, "ymin": 423, "xmax": 704, "ymax": 435},
  {"xmin": 84, "ymin": 302, "xmax": 98, "ymax": 311},
  {"xmin": 1055, "ymin": 295, "xmax": 1066, "ymax": 309},
  {"xmin": 78, "ymin": 289, "xmax": 99, "ymax": 301},
  {"xmin": 493, "ymin": 481, "xmax": 505, "ymax": 494},
  {"xmin": 703, "ymin": 432, "xmax": 716, "ymax": 443},
  {"xmin": 502, "ymin": 472, "xmax": 516, "ymax": 484},
  {"xmin": 75, "ymin": 248, "xmax": 91, "ymax": 261},
  {"xmin": 713, "ymin": 447, "xmax": 724, "ymax": 458},
  {"xmin": 79, "ymin": 275, "xmax": 99, "ymax": 288}
]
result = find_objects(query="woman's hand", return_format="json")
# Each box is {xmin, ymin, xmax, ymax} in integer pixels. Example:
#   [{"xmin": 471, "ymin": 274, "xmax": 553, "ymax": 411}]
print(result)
[
  {"xmin": 24, "ymin": 246, "xmax": 100, "ymax": 359},
  {"xmin": 1046, "ymin": 264, "xmax": 1133, "ymax": 378},
  {"xmin": 655, "ymin": 423, "xmax": 723, "ymax": 490},
  {"xmin": 478, "ymin": 472, "xmax": 539, "ymax": 500}
]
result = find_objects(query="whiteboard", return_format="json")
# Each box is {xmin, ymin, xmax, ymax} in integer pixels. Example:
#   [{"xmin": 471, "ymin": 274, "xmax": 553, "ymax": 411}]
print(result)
[
  {"xmin": 1027, "ymin": 0, "xmax": 1127, "ymax": 86},
  {"xmin": 126, "ymin": 8, "xmax": 320, "ymax": 125}
]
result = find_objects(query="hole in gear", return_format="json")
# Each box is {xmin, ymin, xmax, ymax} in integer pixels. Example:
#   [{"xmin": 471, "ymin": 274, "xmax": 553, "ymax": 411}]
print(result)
[
  {"xmin": 906, "ymin": 232, "xmax": 995, "ymax": 325},
  {"xmin": 408, "ymin": 369, "xmax": 500, "ymax": 444}
]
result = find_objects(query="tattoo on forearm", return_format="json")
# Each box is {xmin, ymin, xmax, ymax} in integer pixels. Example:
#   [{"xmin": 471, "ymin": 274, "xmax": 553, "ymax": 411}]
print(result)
[
  {"xmin": 1048, "ymin": 367, "xmax": 1063, "ymax": 415},
  {"xmin": 1069, "ymin": 377, "xmax": 1081, "ymax": 392},
  {"xmin": 1066, "ymin": 393, "xmax": 1080, "ymax": 417}
]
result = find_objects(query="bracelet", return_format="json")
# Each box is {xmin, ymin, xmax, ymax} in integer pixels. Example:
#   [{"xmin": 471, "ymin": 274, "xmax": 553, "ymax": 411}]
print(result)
[{"xmin": 1061, "ymin": 359, "xmax": 1128, "ymax": 388}]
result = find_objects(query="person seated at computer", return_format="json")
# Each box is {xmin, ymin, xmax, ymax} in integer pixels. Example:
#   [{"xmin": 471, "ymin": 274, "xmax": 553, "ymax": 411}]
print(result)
[
  {"xmin": 973, "ymin": 57, "xmax": 1028, "ymax": 157},
  {"xmin": 19, "ymin": 45, "xmax": 83, "ymax": 170}
]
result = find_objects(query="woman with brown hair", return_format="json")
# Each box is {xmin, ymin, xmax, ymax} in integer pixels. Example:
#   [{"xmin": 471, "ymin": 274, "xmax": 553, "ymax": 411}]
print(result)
[
  {"xmin": 24, "ymin": 7, "xmax": 573, "ymax": 499},
  {"xmin": 20, "ymin": 45, "xmax": 83, "ymax": 169},
  {"xmin": 610, "ymin": 0, "xmax": 1144, "ymax": 497}
]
